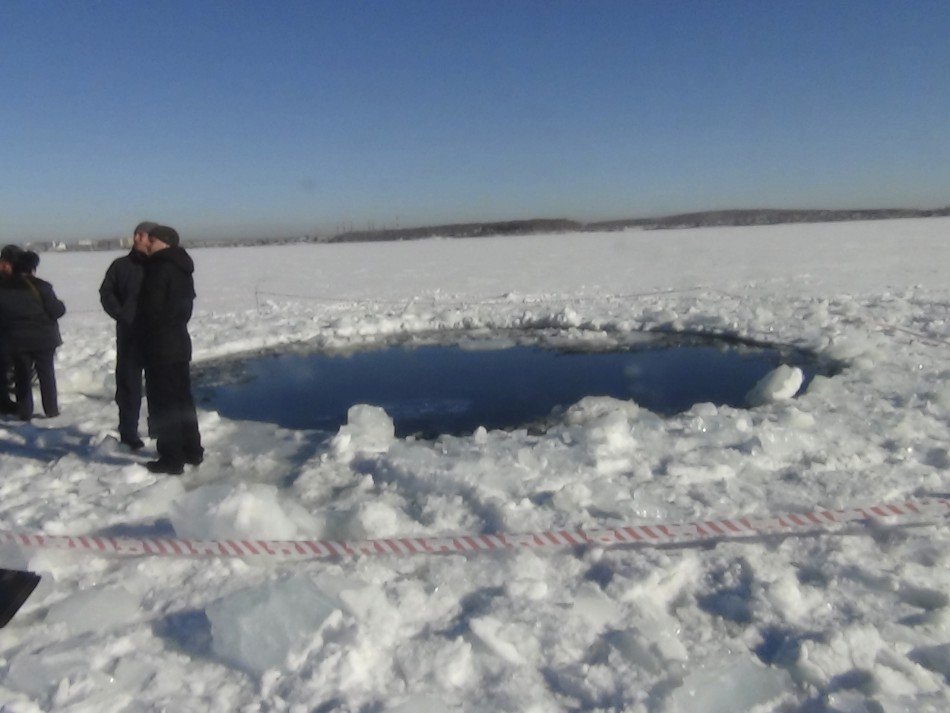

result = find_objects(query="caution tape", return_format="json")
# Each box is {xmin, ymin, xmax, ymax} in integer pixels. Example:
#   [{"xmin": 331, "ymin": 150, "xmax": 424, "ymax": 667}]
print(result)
[{"xmin": 2, "ymin": 498, "xmax": 947, "ymax": 561}]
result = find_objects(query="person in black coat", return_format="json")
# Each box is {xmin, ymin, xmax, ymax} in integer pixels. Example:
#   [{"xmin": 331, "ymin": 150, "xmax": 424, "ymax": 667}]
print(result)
[
  {"xmin": 0, "ymin": 244, "xmax": 23, "ymax": 414},
  {"xmin": 0, "ymin": 250, "xmax": 66, "ymax": 420},
  {"xmin": 135, "ymin": 225, "xmax": 203, "ymax": 474},
  {"xmin": 99, "ymin": 221, "xmax": 156, "ymax": 449}
]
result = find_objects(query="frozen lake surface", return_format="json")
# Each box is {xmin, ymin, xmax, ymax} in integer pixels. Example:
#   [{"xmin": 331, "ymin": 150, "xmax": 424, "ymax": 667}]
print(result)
[{"xmin": 1, "ymin": 218, "xmax": 947, "ymax": 712}]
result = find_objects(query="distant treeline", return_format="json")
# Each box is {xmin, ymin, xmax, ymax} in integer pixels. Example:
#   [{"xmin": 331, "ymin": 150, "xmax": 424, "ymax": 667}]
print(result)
[
  {"xmin": 24, "ymin": 207, "xmax": 950, "ymax": 253},
  {"xmin": 587, "ymin": 207, "xmax": 950, "ymax": 231},
  {"xmin": 330, "ymin": 218, "xmax": 581, "ymax": 243},
  {"xmin": 331, "ymin": 207, "xmax": 950, "ymax": 243}
]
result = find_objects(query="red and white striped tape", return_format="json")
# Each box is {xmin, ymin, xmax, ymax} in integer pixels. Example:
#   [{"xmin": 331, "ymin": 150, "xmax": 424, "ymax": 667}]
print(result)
[{"xmin": 2, "ymin": 498, "xmax": 947, "ymax": 561}]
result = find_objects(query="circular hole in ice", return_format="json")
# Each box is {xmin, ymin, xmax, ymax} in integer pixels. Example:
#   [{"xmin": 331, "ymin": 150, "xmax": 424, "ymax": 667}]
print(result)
[{"xmin": 194, "ymin": 329, "xmax": 842, "ymax": 439}]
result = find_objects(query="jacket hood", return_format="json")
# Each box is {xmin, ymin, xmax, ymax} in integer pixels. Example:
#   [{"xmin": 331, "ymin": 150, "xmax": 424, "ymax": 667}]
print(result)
[{"xmin": 150, "ymin": 246, "xmax": 194, "ymax": 274}]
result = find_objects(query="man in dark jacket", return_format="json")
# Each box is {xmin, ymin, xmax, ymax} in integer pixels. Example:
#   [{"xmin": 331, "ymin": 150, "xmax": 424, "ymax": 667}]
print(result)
[
  {"xmin": 99, "ymin": 221, "xmax": 156, "ymax": 448},
  {"xmin": 135, "ymin": 225, "xmax": 203, "ymax": 474},
  {"xmin": 0, "ymin": 250, "xmax": 66, "ymax": 420},
  {"xmin": 0, "ymin": 245, "xmax": 22, "ymax": 414}
]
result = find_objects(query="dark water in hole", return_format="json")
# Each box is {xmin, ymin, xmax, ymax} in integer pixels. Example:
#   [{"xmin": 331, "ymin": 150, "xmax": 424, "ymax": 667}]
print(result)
[{"xmin": 197, "ymin": 336, "xmax": 834, "ymax": 438}]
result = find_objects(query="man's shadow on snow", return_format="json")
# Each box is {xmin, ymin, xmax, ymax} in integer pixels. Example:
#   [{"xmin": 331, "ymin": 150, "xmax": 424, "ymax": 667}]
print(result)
[{"xmin": 0, "ymin": 418, "xmax": 147, "ymax": 467}]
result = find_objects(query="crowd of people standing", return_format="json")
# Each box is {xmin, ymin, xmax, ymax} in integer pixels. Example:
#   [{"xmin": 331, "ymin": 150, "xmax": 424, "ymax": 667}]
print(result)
[
  {"xmin": 1, "ymin": 221, "xmax": 202, "ymax": 476},
  {"xmin": 0, "ymin": 245, "xmax": 65, "ymax": 421}
]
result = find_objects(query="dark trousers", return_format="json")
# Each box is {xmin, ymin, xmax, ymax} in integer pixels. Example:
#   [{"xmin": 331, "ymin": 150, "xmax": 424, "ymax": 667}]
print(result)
[
  {"xmin": 115, "ymin": 339, "xmax": 144, "ymax": 440},
  {"xmin": 11, "ymin": 349, "xmax": 58, "ymax": 420},
  {"xmin": 0, "ymin": 352, "xmax": 15, "ymax": 413},
  {"xmin": 145, "ymin": 361, "xmax": 202, "ymax": 465}
]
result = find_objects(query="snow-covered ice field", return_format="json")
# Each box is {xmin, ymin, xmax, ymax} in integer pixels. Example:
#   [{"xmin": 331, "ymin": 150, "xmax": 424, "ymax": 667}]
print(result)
[{"xmin": 1, "ymin": 218, "xmax": 948, "ymax": 712}]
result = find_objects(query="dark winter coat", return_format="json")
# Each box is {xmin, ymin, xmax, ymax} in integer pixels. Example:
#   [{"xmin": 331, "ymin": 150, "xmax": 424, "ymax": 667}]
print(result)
[
  {"xmin": 0, "ymin": 273, "xmax": 12, "ymax": 354},
  {"xmin": 135, "ymin": 246, "xmax": 196, "ymax": 366},
  {"xmin": 0, "ymin": 275, "xmax": 66, "ymax": 353},
  {"xmin": 99, "ymin": 249, "xmax": 147, "ymax": 345}
]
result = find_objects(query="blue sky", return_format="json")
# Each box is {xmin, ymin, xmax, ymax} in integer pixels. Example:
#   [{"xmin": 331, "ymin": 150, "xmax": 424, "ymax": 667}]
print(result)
[{"xmin": 2, "ymin": 1, "xmax": 948, "ymax": 243}]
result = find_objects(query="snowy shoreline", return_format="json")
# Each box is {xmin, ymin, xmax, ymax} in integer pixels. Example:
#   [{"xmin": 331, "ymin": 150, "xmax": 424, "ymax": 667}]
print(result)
[{"xmin": 1, "ymin": 219, "xmax": 948, "ymax": 712}]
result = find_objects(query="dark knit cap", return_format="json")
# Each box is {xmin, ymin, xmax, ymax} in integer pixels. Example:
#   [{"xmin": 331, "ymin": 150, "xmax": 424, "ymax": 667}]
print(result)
[
  {"xmin": 134, "ymin": 221, "xmax": 159, "ymax": 236},
  {"xmin": 148, "ymin": 225, "xmax": 180, "ymax": 248}
]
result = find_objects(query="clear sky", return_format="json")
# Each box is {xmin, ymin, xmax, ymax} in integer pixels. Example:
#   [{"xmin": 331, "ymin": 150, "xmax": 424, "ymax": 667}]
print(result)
[{"xmin": 2, "ymin": 1, "xmax": 948, "ymax": 243}]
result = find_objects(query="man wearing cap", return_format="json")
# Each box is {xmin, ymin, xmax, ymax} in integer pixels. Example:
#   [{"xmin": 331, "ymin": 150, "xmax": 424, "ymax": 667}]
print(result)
[
  {"xmin": 99, "ymin": 222, "xmax": 156, "ymax": 448},
  {"xmin": 135, "ymin": 225, "xmax": 203, "ymax": 474},
  {"xmin": 0, "ymin": 245, "xmax": 24, "ymax": 414}
]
